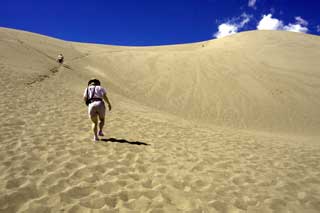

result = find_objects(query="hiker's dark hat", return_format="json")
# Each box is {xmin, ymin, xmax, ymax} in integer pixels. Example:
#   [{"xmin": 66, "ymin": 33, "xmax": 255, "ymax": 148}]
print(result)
[{"xmin": 88, "ymin": 78, "xmax": 101, "ymax": 86}]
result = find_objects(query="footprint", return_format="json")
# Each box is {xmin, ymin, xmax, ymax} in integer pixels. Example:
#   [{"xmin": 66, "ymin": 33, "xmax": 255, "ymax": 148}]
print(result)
[
  {"xmin": 63, "ymin": 185, "xmax": 94, "ymax": 199},
  {"xmin": 5, "ymin": 177, "xmax": 27, "ymax": 189},
  {"xmin": 98, "ymin": 181, "xmax": 120, "ymax": 194}
]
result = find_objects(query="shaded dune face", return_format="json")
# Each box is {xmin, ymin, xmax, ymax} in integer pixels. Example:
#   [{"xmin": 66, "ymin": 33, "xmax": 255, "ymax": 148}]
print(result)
[{"xmin": 1, "ymin": 27, "xmax": 320, "ymax": 135}]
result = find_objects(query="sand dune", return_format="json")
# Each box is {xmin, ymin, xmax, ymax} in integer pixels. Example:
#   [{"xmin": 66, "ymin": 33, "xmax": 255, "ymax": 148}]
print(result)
[
  {"xmin": 73, "ymin": 31, "xmax": 320, "ymax": 135},
  {"xmin": 0, "ymin": 27, "xmax": 320, "ymax": 212}
]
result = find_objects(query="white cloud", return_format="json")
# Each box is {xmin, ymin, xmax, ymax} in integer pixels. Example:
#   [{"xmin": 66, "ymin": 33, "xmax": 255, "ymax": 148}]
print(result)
[
  {"xmin": 214, "ymin": 24, "xmax": 238, "ymax": 38},
  {"xmin": 248, "ymin": 0, "xmax": 257, "ymax": 8},
  {"xmin": 283, "ymin": 16, "xmax": 308, "ymax": 33},
  {"xmin": 239, "ymin": 13, "xmax": 251, "ymax": 27},
  {"xmin": 214, "ymin": 13, "xmax": 252, "ymax": 38},
  {"xmin": 257, "ymin": 14, "xmax": 283, "ymax": 30},
  {"xmin": 257, "ymin": 14, "xmax": 309, "ymax": 33},
  {"xmin": 283, "ymin": 24, "xmax": 308, "ymax": 33},
  {"xmin": 317, "ymin": 25, "xmax": 320, "ymax": 32},
  {"xmin": 295, "ymin": 16, "xmax": 308, "ymax": 26}
]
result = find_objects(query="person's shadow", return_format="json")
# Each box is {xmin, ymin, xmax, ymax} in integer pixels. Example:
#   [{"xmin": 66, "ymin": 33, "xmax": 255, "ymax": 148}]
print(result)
[{"xmin": 101, "ymin": 138, "xmax": 150, "ymax": 146}]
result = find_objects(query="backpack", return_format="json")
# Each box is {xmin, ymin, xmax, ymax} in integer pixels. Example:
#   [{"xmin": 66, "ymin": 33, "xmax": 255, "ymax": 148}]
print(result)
[{"xmin": 85, "ymin": 86, "xmax": 96, "ymax": 106}]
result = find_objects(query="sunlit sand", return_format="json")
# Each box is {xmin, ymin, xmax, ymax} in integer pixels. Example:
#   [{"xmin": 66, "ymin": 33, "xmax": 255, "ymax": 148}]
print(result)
[{"xmin": 1, "ymin": 27, "xmax": 320, "ymax": 212}]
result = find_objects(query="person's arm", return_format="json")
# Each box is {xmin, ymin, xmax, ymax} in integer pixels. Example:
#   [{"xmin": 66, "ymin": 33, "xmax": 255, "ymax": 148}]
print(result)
[
  {"xmin": 83, "ymin": 88, "xmax": 88, "ymax": 104},
  {"xmin": 103, "ymin": 94, "xmax": 112, "ymax": 111}
]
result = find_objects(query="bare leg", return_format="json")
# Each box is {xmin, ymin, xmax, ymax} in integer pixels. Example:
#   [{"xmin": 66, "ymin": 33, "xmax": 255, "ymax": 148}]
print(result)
[
  {"xmin": 98, "ymin": 117, "xmax": 105, "ymax": 136},
  {"xmin": 99, "ymin": 118, "xmax": 105, "ymax": 131},
  {"xmin": 90, "ymin": 116, "xmax": 99, "ymax": 141}
]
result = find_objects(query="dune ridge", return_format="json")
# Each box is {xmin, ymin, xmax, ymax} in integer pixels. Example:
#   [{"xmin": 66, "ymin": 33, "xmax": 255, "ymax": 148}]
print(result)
[{"xmin": 0, "ymin": 27, "xmax": 320, "ymax": 212}]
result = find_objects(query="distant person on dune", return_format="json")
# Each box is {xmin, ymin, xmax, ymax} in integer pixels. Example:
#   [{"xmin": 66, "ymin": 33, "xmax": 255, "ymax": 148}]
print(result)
[
  {"xmin": 84, "ymin": 79, "xmax": 112, "ymax": 141},
  {"xmin": 57, "ymin": 53, "xmax": 64, "ymax": 64}
]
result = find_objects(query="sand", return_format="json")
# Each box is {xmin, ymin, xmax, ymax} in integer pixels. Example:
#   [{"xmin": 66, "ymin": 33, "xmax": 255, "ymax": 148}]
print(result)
[{"xmin": 0, "ymin": 27, "xmax": 320, "ymax": 212}]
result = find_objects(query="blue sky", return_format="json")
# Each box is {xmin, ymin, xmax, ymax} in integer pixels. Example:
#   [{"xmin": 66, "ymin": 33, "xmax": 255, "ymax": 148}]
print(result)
[{"xmin": 1, "ymin": 0, "xmax": 320, "ymax": 46}]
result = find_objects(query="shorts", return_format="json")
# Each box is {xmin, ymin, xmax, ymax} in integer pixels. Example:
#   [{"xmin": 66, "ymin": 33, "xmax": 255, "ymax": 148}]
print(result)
[{"xmin": 88, "ymin": 101, "xmax": 105, "ymax": 119}]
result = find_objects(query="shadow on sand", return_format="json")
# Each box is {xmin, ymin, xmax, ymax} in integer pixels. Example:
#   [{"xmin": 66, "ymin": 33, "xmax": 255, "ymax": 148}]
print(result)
[{"xmin": 101, "ymin": 138, "xmax": 150, "ymax": 146}]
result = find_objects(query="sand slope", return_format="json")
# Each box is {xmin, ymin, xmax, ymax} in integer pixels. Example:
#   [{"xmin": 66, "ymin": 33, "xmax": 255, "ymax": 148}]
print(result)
[
  {"xmin": 72, "ymin": 30, "xmax": 320, "ymax": 135},
  {"xmin": 0, "ymin": 27, "xmax": 320, "ymax": 212}
]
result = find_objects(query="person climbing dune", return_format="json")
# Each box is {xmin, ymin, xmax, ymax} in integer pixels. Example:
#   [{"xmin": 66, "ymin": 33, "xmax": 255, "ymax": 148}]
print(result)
[
  {"xmin": 83, "ymin": 79, "xmax": 112, "ymax": 142},
  {"xmin": 57, "ymin": 53, "xmax": 64, "ymax": 64}
]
